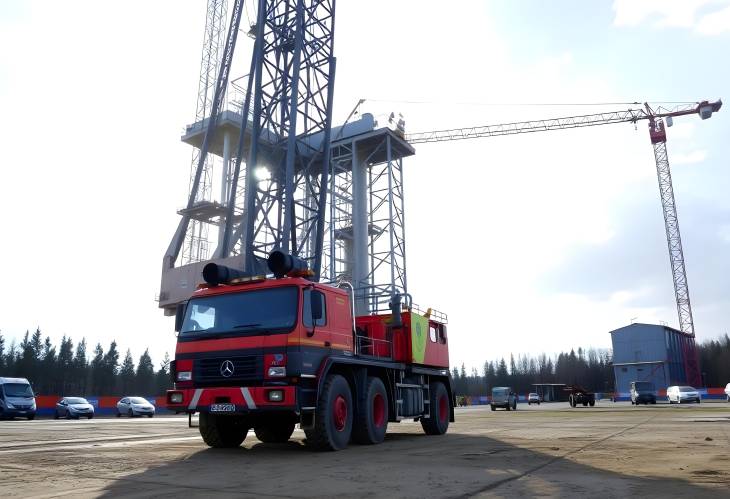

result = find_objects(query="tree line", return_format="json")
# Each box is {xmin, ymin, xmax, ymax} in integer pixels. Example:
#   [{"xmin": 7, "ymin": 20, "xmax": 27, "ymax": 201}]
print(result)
[
  {"xmin": 0, "ymin": 328, "xmax": 172, "ymax": 396},
  {"xmin": 452, "ymin": 336, "xmax": 730, "ymax": 397},
  {"xmin": 452, "ymin": 348, "xmax": 614, "ymax": 397}
]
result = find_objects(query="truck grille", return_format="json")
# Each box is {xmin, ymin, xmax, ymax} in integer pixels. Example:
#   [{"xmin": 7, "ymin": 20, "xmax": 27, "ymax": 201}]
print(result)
[{"xmin": 194, "ymin": 355, "xmax": 262, "ymax": 386}]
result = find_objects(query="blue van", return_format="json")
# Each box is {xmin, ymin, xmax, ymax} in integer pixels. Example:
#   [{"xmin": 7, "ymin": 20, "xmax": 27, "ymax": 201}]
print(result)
[{"xmin": 0, "ymin": 377, "xmax": 36, "ymax": 420}]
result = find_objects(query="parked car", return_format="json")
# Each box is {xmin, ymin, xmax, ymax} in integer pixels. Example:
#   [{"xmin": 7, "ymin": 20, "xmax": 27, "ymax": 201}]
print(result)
[
  {"xmin": 527, "ymin": 393, "xmax": 541, "ymax": 405},
  {"xmin": 491, "ymin": 387, "xmax": 517, "ymax": 411},
  {"xmin": 667, "ymin": 385, "xmax": 700, "ymax": 404},
  {"xmin": 630, "ymin": 381, "xmax": 656, "ymax": 405},
  {"xmin": 55, "ymin": 397, "xmax": 94, "ymax": 419},
  {"xmin": 725, "ymin": 382, "xmax": 730, "ymax": 402},
  {"xmin": 0, "ymin": 377, "xmax": 36, "ymax": 420},
  {"xmin": 116, "ymin": 397, "xmax": 155, "ymax": 418}
]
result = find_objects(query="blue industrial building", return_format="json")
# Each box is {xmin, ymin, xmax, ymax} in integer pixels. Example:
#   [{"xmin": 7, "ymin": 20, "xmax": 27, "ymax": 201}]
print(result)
[{"xmin": 610, "ymin": 323, "xmax": 701, "ymax": 397}]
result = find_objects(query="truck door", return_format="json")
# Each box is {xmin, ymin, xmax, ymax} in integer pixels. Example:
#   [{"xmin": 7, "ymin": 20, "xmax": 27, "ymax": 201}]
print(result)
[{"xmin": 302, "ymin": 287, "xmax": 332, "ymax": 351}]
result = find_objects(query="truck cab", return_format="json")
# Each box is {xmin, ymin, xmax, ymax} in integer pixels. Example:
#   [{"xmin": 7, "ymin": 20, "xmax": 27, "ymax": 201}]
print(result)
[{"xmin": 166, "ymin": 251, "xmax": 453, "ymax": 451}]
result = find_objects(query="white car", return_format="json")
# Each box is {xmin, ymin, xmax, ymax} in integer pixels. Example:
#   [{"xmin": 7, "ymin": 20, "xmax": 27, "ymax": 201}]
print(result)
[
  {"xmin": 527, "ymin": 393, "xmax": 541, "ymax": 405},
  {"xmin": 667, "ymin": 386, "xmax": 700, "ymax": 404},
  {"xmin": 725, "ymin": 382, "xmax": 730, "ymax": 402},
  {"xmin": 116, "ymin": 397, "xmax": 155, "ymax": 418}
]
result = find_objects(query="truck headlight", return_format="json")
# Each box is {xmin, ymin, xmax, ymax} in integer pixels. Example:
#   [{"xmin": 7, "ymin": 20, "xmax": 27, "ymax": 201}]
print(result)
[
  {"xmin": 176, "ymin": 371, "xmax": 192, "ymax": 382},
  {"xmin": 169, "ymin": 392, "xmax": 184, "ymax": 404},
  {"xmin": 267, "ymin": 366, "xmax": 286, "ymax": 378},
  {"xmin": 6, "ymin": 402, "xmax": 14, "ymax": 409}
]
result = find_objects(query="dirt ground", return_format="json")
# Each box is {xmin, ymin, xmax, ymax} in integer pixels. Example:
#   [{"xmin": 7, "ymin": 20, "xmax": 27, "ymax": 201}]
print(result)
[{"xmin": 0, "ymin": 401, "xmax": 729, "ymax": 498}]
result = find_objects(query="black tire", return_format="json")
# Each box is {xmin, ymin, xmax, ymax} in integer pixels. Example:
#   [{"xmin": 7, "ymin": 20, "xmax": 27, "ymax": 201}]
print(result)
[
  {"xmin": 88, "ymin": 415, "xmax": 94, "ymax": 419},
  {"xmin": 353, "ymin": 377, "xmax": 389, "ymax": 445},
  {"xmin": 305, "ymin": 374, "xmax": 353, "ymax": 451},
  {"xmin": 696, "ymin": 398, "xmax": 701, "ymax": 404},
  {"xmin": 199, "ymin": 412, "xmax": 249, "ymax": 448},
  {"xmin": 589, "ymin": 400, "xmax": 595, "ymax": 407},
  {"xmin": 506, "ymin": 404, "xmax": 511, "ymax": 411},
  {"xmin": 54, "ymin": 411, "xmax": 59, "ymax": 420},
  {"xmin": 490, "ymin": 404, "xmax": 495, "ymax": 411},
  {"xmin": 254, "ymin": 415, "xmax": 296, "ymax": 443},
  {"xmin": 27, "ymin": 415, "xmax": 35, "ymax": 421},
  {"xmin": 420, "ymin": 381, "xmax": 450, "ymax": 435},
  {"xmin": 148, "ymin": 414, "xmax": 154, "ymax": 418},
  {"xmin": 128, "ymin": 409, "xmax": 133, "ymax": 418}
]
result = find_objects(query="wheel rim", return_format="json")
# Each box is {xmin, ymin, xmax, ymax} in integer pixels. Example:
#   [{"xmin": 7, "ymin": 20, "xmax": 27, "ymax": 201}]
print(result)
[
  {"xmin": 373, "ymin": 393, "xmax": 385, "ymax": 428},
  {"xmin": 333, "ymin": 395, "xmax": 347, "ymax": 432},
  {"xmin": 438, "ymin": 394, "xmax": 448, "ymax": 422}
]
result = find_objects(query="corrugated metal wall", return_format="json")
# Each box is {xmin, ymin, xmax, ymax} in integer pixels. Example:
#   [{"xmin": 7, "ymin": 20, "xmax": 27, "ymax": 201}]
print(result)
[{"xmin": 610, "ymin": 323, "xmax": 693, "ymax": 394}]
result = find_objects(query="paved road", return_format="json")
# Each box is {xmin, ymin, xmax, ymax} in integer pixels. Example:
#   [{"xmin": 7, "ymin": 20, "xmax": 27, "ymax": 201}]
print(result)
[{"xmin": 0, "ymin": 402, "xmax": 729, "ymax": 498}]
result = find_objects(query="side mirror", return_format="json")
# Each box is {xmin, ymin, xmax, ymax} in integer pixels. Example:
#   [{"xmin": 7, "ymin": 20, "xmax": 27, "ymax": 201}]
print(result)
[
  {"xmin": 311, "ymin": 292, "xmax": 323, "ymax": 321},
  {"xmin": 174, "ymin": 302, "xmax": 187, "ymax": 332}
]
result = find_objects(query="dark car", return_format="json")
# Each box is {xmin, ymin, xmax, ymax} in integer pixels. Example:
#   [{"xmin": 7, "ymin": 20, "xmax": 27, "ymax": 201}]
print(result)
[
  {"xmin": 630, "ymin": 381, "xmax": 656, "ymax": 405},
  {"xmin": 55, "ymin": 397, "xmax": 95, "ymax": 419}
]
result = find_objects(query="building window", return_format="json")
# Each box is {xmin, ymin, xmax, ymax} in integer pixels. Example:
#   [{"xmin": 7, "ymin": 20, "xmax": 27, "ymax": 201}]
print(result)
[{"xmin": 622, "ymin": 367, "xmax": 628, "ymax": 372}]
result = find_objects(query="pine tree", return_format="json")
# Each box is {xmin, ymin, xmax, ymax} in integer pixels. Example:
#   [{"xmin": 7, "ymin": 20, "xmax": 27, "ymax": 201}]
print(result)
[
  {"xmin": 57, "ymin": 336, "xmax": 74, "ymax": 395},
  {"xmin": 0, "ymin": 331, "xmax": 5, "ymax": 371},
  {"xmin": 119, "ymin": 349, "xmax": 136, "ymax": 394},
  {"xmin": 6, "ymin": 339, "xmax": 17, "ymax": 374},
  {"xmin": 102, "ymin": 341, "xmax": 120, "ymax": 394},
  {"xmin": 90, "ymin": 343, "xmax": 104, "ymax": 394},
  {"xmin": 135, "ymin": 349, "xmax": 155, "ymax": 395},
  {"xmin": 30, "ymin": 328, "xmax": 43, "ymax": 360},
  {"xmin": 40, "ymin": 336, "xmax": 57, "ymax": 394},
  {"xmin": 155, "ymin": 352, "xmax": 172, "ymax": 394},
  {"xmin": 73, "ymin": 338, "xmax": 88, "ymax": 394}
]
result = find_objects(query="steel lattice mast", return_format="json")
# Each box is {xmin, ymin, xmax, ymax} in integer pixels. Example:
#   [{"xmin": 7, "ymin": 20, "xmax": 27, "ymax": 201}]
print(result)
[
  {"xmin": 406, "ymin": 100, "xmax": 722, "ymax": 385},
  {"xmin": 164, "ymin": 0, "xmax": 245, "ymax": 270},
  {"xmin": 181, "ymin": 0, "xmax": 228, "ymax": 265},
  {"xmin": 225, "ymin": 0, "xmax": 337, "ymax": 277}
]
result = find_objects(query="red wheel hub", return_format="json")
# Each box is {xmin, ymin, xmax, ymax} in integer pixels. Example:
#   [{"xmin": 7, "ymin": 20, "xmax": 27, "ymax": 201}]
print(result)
[
  {"xmin": 372, "ymin": 393, "xmax": 385, "ymax": 428},
  {"xmin": 333, "ymin": 395, "xmax": 347, "ymax": 432},
  {"xmin": 438, "ymin": 394, "xmax": 448, "ymax": 422}
]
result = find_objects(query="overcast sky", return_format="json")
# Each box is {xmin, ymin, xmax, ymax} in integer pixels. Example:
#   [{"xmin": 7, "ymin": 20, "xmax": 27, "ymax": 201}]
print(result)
[{"xmin": 0, "ymin": 1, "xmax": 728, "ymax": 372}]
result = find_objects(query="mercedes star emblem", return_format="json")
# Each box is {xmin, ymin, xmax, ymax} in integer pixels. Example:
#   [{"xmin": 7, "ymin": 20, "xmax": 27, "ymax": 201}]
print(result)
[{"xmin": 220, "ymin": 360, "xmax": 235, "ymax": 378}]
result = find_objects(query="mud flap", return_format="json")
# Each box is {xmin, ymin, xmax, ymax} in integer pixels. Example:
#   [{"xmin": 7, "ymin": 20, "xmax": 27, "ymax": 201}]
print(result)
[
  {"xmin": 188, "ymin": 413, "xmax": 199, "ymax": 428},
  {"xmin": 300, "ymin": 409, "xmax": 315, "ymax": 430}
]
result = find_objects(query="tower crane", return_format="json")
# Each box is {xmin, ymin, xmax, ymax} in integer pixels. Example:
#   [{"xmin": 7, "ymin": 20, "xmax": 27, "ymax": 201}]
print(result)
[{"xmin": 406, "ymin": 99, "xmax": 722, "ymax": 387}]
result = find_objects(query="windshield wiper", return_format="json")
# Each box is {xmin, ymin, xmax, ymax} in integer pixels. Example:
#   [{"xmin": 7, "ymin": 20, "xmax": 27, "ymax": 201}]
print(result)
[{"xmin": 232, "ymin": 323, "xmax": 262, "ymax": 329}]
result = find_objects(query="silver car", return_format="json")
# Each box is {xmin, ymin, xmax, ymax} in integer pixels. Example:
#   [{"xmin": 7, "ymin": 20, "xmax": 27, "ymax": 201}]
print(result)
[
  {"xmin": 55, "ymin": 397, "xmax": 94, "ymax": 419},
  {"xmin": 116, "ymin": 397, "xmax": 156, "ymax": 418}
]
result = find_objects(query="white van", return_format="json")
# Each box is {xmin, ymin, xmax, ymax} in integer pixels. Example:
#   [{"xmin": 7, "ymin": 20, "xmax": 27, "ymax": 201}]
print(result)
[
  {"xmin": 666, "ymin": 385, "xmax": 700, "ymax": 404},
  {"xmin": 0, "ymin": 377, "xmax": 37, "ymax": 420},
  {"xmin": 724, "ymin": 382, "xmax": 730, "ymax": 402}
]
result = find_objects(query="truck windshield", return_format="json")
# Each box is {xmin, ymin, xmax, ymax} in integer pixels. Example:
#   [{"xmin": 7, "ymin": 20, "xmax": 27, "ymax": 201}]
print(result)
[
  {"xmin": 492, "ymin": 388, "xmax": 508, "ymax": 396},
  {"xmin": 633, "ymin": 382, "xmax": 655, "ymax": 392},
  {"xmin": 180, "ymin": 287, "xmax": 298, "ymax": 337},
  {"xmin": 3, "ymin": 383, "xmax": 34, "ymax": 397}
]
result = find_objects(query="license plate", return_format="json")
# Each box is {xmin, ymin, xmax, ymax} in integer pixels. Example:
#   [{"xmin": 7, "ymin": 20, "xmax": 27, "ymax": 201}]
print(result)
[{"xmin": 210, "ymin": 403, "xmax": 236, "ymax": 413}]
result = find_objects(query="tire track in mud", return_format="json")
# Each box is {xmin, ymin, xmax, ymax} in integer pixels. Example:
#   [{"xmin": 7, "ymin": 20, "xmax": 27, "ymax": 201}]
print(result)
[{"xmin": 455, "ymin": 414, "xmax": 659, "ymax": 498}]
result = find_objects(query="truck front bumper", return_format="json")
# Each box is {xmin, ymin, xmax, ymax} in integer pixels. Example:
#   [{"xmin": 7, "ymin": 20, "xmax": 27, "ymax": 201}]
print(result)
[{"xmin": 166, "ymin": 385, "xmax": 297, "ymax": 413}]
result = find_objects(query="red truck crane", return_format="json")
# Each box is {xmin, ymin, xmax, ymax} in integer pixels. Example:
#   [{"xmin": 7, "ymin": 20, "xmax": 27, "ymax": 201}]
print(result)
[{"xmin": 166, "ymin": 250, "xmax": 452, "ymax": 451}]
